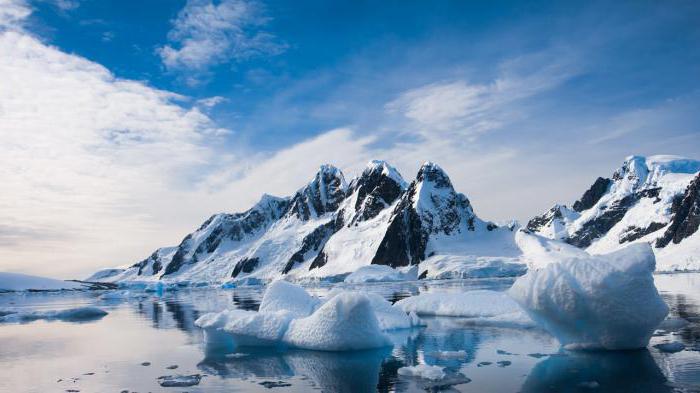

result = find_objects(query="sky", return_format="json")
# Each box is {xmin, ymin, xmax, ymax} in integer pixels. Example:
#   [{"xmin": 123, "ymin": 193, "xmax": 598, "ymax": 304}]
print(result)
[{"xmin": 1, "ymin": 0, "xmax": 699, "ymax": 279}]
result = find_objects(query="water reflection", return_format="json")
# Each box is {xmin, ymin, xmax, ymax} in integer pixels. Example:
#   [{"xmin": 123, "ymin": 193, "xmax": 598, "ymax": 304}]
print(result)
[
  {"xmin": 200, "ymin": 346, "xmax": 393, "ymax": 393},
  {"xmin": 522, "ymin": 350, "xmax": 672, "ymax": 393},
  {"xmin": 4, "ymin": 275, "xmax": 698, "ymax": 392}
]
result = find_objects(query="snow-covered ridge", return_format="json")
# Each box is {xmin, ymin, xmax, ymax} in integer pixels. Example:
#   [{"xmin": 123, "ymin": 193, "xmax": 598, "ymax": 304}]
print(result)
[
  {"xmin": 527, "ymin": 155, "xmax": 700, "ymax": 272},
  {"xmin": 92, "ymin": 160, "xmax": 520, "ymax": 284}
]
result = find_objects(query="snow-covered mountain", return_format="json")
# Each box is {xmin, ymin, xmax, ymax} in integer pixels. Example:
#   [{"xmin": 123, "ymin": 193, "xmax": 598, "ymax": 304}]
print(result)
[
  {"xmin": 92, "ymin": 160, "xmax": 521, "ymax": 283},
  {"xmin": 527, "ymin": 155, "xmax": 700, "ymax": 271}
]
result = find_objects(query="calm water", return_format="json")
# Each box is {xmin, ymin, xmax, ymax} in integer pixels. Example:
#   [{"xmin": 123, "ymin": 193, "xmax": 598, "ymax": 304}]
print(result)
[{"xmin": 0, "ymin": 274, "xmax": 699, "ymax": 393}]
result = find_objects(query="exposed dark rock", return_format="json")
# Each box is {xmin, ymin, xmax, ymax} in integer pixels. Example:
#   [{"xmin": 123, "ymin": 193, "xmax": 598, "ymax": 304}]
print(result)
[
  {"xmin": 567, "ymin": 194, "xmax": 638, "ymax": 248},
  {"xmin": 348, "ymin": 161, "xmax": 405, "ymax": 224},
  {"xmin": 619, "ymin": 222, "xmax": 666, "ymax": 243},
  {"xmin": 418, "ymin": 270, "xmax": 428, "ymax": 280},
  {"xmin": 309, "ymin": 250, "xmax": 328, "ymax": 270},
  {"xmin": 371, "ymin": 183, "xmax": 427, "ymax": 267},
  {"xmin": 231, "ymin": 257, "xmax": 260, "ymax": 278},
  {"xmin": 656, "ymin": 173, "xmax": 700, "ymax": 248},
  {"xmin": 372, "ymin": 162, "xmax": 475, "ymax": 267},
  {"xmin": 286, "ymin": 165, "xmax": 347, "ymax": 221},
  {"xmin": 573, "ymin": 177, "xmax": 612, "ymax": 212},
  {"xmin": 527, "ymin": 205, "xmax": 564, "ymax": 233}
]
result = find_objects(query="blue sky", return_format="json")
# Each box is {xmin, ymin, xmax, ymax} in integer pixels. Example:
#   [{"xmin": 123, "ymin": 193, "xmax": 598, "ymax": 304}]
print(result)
[{"xmin": 1, "ymin": 0, "xmax": 699, "ymax": 277}]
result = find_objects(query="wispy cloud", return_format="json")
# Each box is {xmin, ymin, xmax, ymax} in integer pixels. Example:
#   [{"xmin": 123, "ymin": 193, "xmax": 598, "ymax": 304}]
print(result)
[
  {"xmin": 386, "ymin": 49, "xmax": 579, "ymax": 140},
  {"xmin": 157, "ymin": 0, "xmax": 286, "ymax": 82},
  {"xmin": 0, "ymin": 0, "xmax": 31, "ymax": 30}
]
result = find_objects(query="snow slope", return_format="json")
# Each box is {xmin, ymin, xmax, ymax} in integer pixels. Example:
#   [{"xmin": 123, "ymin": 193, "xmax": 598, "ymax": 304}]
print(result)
[{"xmin": 527, "ymin": 155, "xmax": 700, "ymax": 272}]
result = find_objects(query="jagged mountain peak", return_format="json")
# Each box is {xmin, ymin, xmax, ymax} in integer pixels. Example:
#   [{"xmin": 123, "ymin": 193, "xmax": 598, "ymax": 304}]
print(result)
[
  {"xmin": 362, "ymin": 160, "xmax": 408, "ymax": 188},
  {"xmin": 345, "ymin": 160, "xmax": 407, "ymax": 224},
  {"xmin": 285, "ymin": 164, "xmax": 348, "ymax": 221},
  {"xmin": 417, "ymin": 161, "xmax": 453, "ymax": 189}
]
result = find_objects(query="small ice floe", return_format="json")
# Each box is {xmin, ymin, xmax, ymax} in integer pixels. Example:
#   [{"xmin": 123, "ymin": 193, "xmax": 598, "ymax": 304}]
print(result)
[
  {"xmin": 157, "ymin": 374, "xmax": 202, "ymax": 387},
  {"xmin": 431, "ymin": 350, "xmax": 468, "ymax": 359},
  {"xmin": 398, "ymin": 365, "xmax": 445, "ymax": 380},
  {"xmin": 196, "ymin": 280, "xmax": 422, "ymax": 351},
  {"xmin": 0, "ymin": 306, "xmax": 108, "ymax": 324},
  {"xmin": 398, "ymin": 365, "xmax": 471, "ymax": 389},
  {"xmin": 395, "ymin": 290, "xmax": 535, "ymax": 328},
  {"xmin": 509, "ymin": 233, "xmax": 669, "ymax": 350},
  {"xmin": 343, "ymin": 265, "xmax": 411, "ymax": 284},
  {"xmin": 496, "ymin": 360, "xmax": 512, "ymax": 367},
  {"xmin": 140, "ymin": 362, "xmax": 151, "ymax": 366},
  {"xmin": 98, "ymin": 290, "xmax": 130, "ymax": 301},
  {"xmin": 578, "ymin": 381, "xmax": 600, "ymax": 389},
  {"xmin": 477, "ymin": 362, "xmax": 492, "ymax": 367},
  {"xmin": 165, "ymin": 365, "xmax": 178, "ymax": 370},
  {"xmin": 654, "ymin": 342, "xmax": 686, "ymax": 353}
]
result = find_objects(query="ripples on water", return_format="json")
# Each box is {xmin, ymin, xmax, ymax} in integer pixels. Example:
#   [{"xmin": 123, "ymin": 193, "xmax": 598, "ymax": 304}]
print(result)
[{"xmin": 0, "ymin": 275, "xmax": 698, "ymax": 392}]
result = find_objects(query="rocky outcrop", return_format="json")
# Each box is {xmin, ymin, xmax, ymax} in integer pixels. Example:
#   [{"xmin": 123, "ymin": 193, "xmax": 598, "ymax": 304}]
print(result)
[
  {"xmin": 572, "ymin": 177, "xmax": 611, "ymax": 212},
  {"xmin": 656, "ymin": 173, "xmax": 700, "ymax": 247}
]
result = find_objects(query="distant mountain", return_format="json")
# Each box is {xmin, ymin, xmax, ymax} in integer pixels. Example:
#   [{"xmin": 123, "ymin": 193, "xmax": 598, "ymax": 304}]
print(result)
[
  {"xmin": 90, "ymin": 160, "xmax": 521, "ymax": 283},
  {"xmin": 527, "ymin": 155, "xmax": 700, "ymax": 272},
  {"xmin": 89, "ymin": 155, "xmax": 700, "ymax": 284}
]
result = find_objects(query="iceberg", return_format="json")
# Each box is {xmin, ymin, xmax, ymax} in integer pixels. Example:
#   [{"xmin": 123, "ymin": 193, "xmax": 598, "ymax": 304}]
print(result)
[
  {"xmin": 258, "ymin": 280, "xmax": 320, "ymax": 318},
  {"xmin": 343, "ymin": 265, "xmax": 410, "ymax": 283},
  {"xmin": 509, "ymin": 234, "xmax": 669, "ymax": 350},
  {"xmin": 197, "ymin": 281, "xmax": 419, "ymax": 351},
  {"xmin": 283, "ymin": 292, "xmax": 391, "ymax": 351},
  {"xmin": 397, "ymin": 365, "xmax": 446, "ymax": 380},
  {"xmin": 0, "ymin": 306, "xmax": 108, "ymax": 323},
  {"xmin": 395, "ymin": 290, "xmax": 535, "ymax": 328}
]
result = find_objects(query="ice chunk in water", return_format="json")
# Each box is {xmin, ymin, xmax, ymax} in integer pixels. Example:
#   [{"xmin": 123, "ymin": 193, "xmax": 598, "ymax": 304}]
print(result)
[
  {"xmin": 397, "ymin": 365, "xmax": 446, "ymax": 380},
  {"xmin": 259, "ymin": 280, "xmax": 320, "ymax": 318},
  {"xmin": 283, "ymin": 292, "xmax": 392, "ymax": 351},
  {"xmin": 509, "ymin": 240, "xmax": 669, "ymax": 350},
  {"xmin": 0, "ymin": 306, "xmax": 108, "ymax": 323},
  {"xmin": 158, "ymin": 374, "xmax": 202, "ymax": 387}
]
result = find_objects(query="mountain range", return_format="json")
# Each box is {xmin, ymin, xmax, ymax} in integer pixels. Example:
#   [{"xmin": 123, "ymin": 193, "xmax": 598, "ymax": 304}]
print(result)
[{"xmin": 89, "ymin": 155, "xmax": 700, "ymax": 283}]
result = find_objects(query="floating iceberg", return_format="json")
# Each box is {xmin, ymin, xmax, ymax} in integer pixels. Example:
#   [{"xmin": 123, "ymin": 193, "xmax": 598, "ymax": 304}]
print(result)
[
  {"xmin": 0, "ymin": 306, "xmax": 108, "ymax": 323},
  {"xmin": 343, "ymin": 265, "xmax": 411, "ymax": 283},
  {"xmin": 197, "ymin": 281, "xmax": 419, "ymax": 351},
  {"xmin": 259, "ymin": 280, "xmax": 320, "ymax": 318},
  {"xmin": 283, "ymin": 292, "xmax": 391, "ymax": 351},
  {"xmin": 509, "ymin": 235, "xmax": 669, "ymax": 350},
  {"xmin": 397, "ymin": 365, "xmax": 446, "ymax": 380},
  {"xmin": 395, "ymin": 290, "xmax": 535, "ymax": 328}
]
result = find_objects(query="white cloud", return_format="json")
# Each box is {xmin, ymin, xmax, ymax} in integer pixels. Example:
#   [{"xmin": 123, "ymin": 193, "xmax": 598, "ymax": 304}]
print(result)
[
  {"xmin": 157, "ymin": 0, "xmax": 286, "ymax": 74},
  {"xmin": 386, "ymin": 50, "xmax": 578, "ymax": 139},
  {"xmin": 0, "ymin": 4, "xmax": 239, "ymax": 278},
  {"xmin": 0, "ymin": 0, "xmax": 31, "ymax": 30}
]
